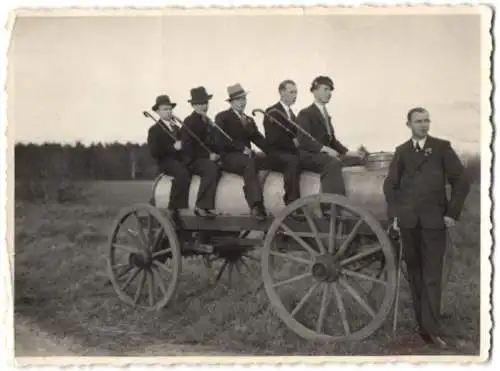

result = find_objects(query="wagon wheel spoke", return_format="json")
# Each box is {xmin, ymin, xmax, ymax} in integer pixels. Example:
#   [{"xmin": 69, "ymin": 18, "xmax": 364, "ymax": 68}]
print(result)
[
  {"xmin": 335, "ymin": 218, "xmax": 364, "ymax": 258},
  {"xmin": 113, "ymin": 243, "xmax": 140, "ymax": 255},
  {"xmin": 147, "ymin": 269, "xmax": 155, "ymax": 307},
  {"xmin": 339, "ymin": 278, "xmax": 376, "ymax": 318},
  {"xmin": 215, "ymin": 260, "xmax": 229, "ymax": 283},
  {"xmin": 115, "ymin": 264, "xmax": 134, "ymax": 279},
  {"xmin": 328, "ymin": 204, "xmax": 337, "ymax": 253},
  {"xmin": 134, "ymin": 269, "xmax": 147, "ymax": 304},
  {"xmin": 153, "ymin": 260, "xmax": 172, "ymax": 274},
  {"xmin": 228, "ymin": 263, "xmax": 234, "ymax": 288},
  {"xmin": 132, "ymin": 211, "xmax": 148, "ymax": 249},
  {"xmin": 152, "ymin": 247, "xmax": 172, "ymax": 259},
  {"xmin": 303, "ymin": 209, "xmax": 326, "ymax": 254},
  {"xmin": 316, "ymin": 283, "xmax": 331, "ymax": 333},
  {"xmin": 146, "ymin": 215, "xmax": 156, "ymax": 247},
  {"xmin": 150, "ymin": 228, "xmax": 165, "ymax": 252},
  {"xmin": 290, "ymin": 282, "xmax": 320, "ymax": 317},
  {"xmin": 272, "ymin": 272, "xmax": 311, "ymax": 288},
  {"xmin": 121, "ymin": 267, "xmax": 141, "ymax": 291},
  {"xmin": 239, "ymin": 256, "xmax": 260, "ymax": 281},
  {"xmin": 340, "ymin": 246, "xmax": 382, "ymax": 267},
  {"xmin": 152, "ymin": 266, "xmax": 168, "ymax": 297},
  {"xmin": 242, "ymin": 253, "xmax": 260, "ymax": 262},
  {"xmin": 279, "ymin": 223, "xmax": 319, "ymax": 257},
  {"xmin": 332, "ymin": 283, "xmax": 350, "ymax": 335},
  {"xmin": 269, "ymin": 251, "xmax": 312, "ymax": 265},
  {"xmin": 341, "ymin": 268, "xmax": 387, "ymax": 286}
]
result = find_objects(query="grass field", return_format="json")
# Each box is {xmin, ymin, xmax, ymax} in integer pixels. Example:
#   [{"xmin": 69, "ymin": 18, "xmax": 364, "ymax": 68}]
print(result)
[{"xmin": 14, "ymin": 180, "xmax": 482, "ymax": 357}]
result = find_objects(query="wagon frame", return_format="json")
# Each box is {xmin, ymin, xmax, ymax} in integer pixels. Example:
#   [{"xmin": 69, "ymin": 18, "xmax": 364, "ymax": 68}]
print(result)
[{"xmin": 106, "ymin": 158, "xmax": 453, "ymax": 343}]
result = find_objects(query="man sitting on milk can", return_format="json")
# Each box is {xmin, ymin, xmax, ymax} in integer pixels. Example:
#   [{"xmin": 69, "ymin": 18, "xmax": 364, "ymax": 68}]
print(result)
[
  {"xmin": 295, "ymin": 76, "xmax": 367, "ymax": 211},
  {"xmin": 383, "ymin": 107, "xmax": 470, "ymax": 348}
]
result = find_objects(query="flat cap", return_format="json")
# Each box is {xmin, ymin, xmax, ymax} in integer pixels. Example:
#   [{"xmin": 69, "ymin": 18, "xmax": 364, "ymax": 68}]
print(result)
[{"xmin": 310, "ymin": 76, "xmax": 334, "ymax": 92}]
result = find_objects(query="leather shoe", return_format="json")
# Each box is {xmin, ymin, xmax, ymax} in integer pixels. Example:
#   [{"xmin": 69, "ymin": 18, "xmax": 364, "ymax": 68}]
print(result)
[
  {"xmin": 194, "ymin": 207, "xmax": 217, "ymax": 219},
  {"xmin": 251, "ymin": 205, "xmax": 267, "ymax": 222}
]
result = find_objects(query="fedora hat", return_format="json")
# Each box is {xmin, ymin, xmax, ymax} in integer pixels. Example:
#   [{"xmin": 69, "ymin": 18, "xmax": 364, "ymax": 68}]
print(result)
[
  {"xmin": 310, "ymin": 76, "xmax": 334, "ymax": 92},
  {"xmin": 188, "ymin": 86, "xmax": 213, "ymax": 104},
  {"xmin": 152, "ymin": 94, "xmax": 177, "ymax": 111},
  {"xmin": 226, "ymin": 83, "xmax": 249, "ymax": 102}
]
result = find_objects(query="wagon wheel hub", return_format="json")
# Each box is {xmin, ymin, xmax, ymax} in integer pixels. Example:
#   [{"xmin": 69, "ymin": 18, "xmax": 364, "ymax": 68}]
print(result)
[
  {"xmin": 312, "ymin": 254, "xmax": 341, "ymax": 282},
  {"xmin": 129, "ymin": 250, "xmax": 153, "ymax": 269}
]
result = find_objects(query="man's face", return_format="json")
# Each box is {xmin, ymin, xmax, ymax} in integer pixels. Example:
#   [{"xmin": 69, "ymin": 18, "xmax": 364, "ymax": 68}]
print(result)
[
  {"xmin": 193, "ymin": 102, "xmax": 209, "ymax": 115},
  {"xmin": 313, "ymin": 84, "xmax": 333, "ymax": 104},
  {"xmin": 407, "ymin": 110, "xmax": 430, "ymax": 138},
  {"xmin": 157, "ymin": 105, "xmax": 174, "ymax": 121},
  {"xmin": 280, "ymin": 83, "xmax": 298, "ymax": 106},
  {"xmin": 230, "ymin": 96, "xmax": 247, "ymax": 113}
]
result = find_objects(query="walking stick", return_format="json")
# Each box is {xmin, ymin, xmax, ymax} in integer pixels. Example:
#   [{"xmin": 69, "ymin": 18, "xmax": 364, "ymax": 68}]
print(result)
[
  {"xmin": 391, "ymin": 223, "xmax": 404, "ymax": 335},
  {"xmin": 143, "ymin": 111, "xmax": 178, "ymax": 141}
]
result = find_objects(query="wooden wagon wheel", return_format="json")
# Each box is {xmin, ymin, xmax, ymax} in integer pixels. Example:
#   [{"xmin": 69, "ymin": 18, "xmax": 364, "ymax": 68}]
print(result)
[
  {"xmin": 261, "ymin": 194, "xmax": 397, "ymax": 342},
  {"xmin": 107, "ymin": 203, "xmax": 181, "ymax": 311}
]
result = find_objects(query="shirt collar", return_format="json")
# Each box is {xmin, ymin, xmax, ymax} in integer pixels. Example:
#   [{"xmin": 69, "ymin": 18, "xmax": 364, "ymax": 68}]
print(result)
[
  {"xmin": 412, "ymin": 136, "xmax": 427, "ymax": 148},
  {"xmin": 314, "ymin": 101, "xmax": 328, "ymax": 115},
  {"xmin": 160, "ymin": 118, "xmax": 175, "ymax": 129},
  {"xmin": 280, "ymin": 101, "xmax": 290, "ymax": 112}
]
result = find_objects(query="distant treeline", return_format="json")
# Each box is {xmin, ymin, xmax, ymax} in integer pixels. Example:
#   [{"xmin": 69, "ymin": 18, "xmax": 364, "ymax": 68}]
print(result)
[
  {"xmin": 15, "ymin": 141, "xmax": 158, "ymax": 182},
  {"xmin": 15, "ymin": 141, "xmax": 481, "ymax": 182},
  {"xmin": 14, "ymin": 141, "xmax": 481, "ymax": 203}
]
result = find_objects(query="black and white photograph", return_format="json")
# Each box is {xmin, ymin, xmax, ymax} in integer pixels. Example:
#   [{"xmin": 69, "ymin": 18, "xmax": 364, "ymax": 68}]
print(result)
[{"xmin": 3, "ymin": 3, "xmax": 493, "ymax": 365}]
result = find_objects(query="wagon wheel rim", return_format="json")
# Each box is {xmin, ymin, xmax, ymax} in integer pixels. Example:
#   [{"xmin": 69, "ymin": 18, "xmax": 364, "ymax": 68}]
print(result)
[
  {"xmin": 107, "ymin": 203, "xmax": 181, "ymax": 311},
  {"xmin": 261, "ymin": 194, "xmax": 397, "ymax": 342}
]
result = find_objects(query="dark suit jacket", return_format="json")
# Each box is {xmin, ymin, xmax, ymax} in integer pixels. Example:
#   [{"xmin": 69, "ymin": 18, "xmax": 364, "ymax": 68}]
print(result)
[
  {"xmin": 147, "ymin": 120, "xmax": 183, "ymax": 164},
  {"xmin": 263, "ymin": 102, "xmax": 298, "ymax": 154},
  {"xmin": 383, "ymin": 136, "xmax": 470, "ymax": 229},
  {"xmin": 180, "ymin": 111, "xmax": 218, "ymax": 163},
  {"xmin": 296, "ymin": 103, "xmax": 349, "ymax": 155},
  {"xmin": 213, "ymin": 108, "xmax": 271, "ymax": 156}
]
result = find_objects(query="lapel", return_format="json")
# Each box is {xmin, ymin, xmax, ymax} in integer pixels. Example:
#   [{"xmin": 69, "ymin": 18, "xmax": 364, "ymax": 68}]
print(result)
[
  {"xmin": 407, "ymin": 136, "xmax": 434, "ymax": 174},
  {"xmin": 157, "ymin": 120, "xmax": 177, "ymax": 140},
  {"xmin": 228, "ymin": 109, "xmax": 246, "ymax": 133},
  {"xmin": 311, "ymin": 103, "xmax": 333, "ymax": 138}
]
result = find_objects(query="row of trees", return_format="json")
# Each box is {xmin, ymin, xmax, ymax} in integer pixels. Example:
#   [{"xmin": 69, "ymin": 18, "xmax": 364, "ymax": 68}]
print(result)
[{"xmin": 15, "ymin": 141, "xmax": 158, "ymax": 181}]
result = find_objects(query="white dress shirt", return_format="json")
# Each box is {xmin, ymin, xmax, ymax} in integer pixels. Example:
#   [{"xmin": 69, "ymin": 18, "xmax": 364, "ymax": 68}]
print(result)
[
  {"xmin": 412, "ymin": 136, "xmax": 427, "ymax": 151},
  {"xmin": 280, "ymin": 101, "xmax": 293, "ymax": 119}
]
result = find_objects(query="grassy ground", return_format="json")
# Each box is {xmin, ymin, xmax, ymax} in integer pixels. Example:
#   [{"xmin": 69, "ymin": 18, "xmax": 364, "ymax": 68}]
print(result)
[{"xmin": 14, "ymin": 181, "xmax": 481, "ymax": 356}]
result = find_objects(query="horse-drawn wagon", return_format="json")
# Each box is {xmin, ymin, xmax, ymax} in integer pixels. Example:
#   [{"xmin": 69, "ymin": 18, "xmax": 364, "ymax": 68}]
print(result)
[{"xmin": 106, "ymin": 152, "xmax": 450, "ymax": 342}]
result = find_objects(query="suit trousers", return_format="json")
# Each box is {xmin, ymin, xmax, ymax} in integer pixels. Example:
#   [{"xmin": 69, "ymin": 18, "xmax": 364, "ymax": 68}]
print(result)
[
  {"xmin": 219, "ymin": 152, "xmax": 266, "ymax": 209},
  {"xmin": 298, "ymin": 151, "xmax": 346, "ymax": 195},
  {"xmin": 264, "ymin": 151, "xmax": 301, "ymax": 205},
  {"xmin": 158, "ymin": 158, "xmax": 191, "ymax": 210},
  {"xmin": 400, "ymin": 222, "xmax": 446, "ymax": 336},
  {"xmin": 187, "ymin": 158, "xmax": 221, "ymax": 210}
]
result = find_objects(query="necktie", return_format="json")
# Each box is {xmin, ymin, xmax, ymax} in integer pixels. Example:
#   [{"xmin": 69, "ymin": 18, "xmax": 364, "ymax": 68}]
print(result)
[
  {"xmin": 415, "ymin": 142, "xmax": 421, "ymax": 152},
  {"xmin": 321, "ymin": 105, "xmax": 333, "ymax": 137}
]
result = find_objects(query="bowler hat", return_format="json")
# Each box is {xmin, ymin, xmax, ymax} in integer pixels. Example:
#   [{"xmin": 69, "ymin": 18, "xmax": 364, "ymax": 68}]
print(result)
[
  {"xmin": 152, "ymin": 94, "xmax": 177, "ymax": 111},
  {"xmin": 188, "ymin": 86, "xmax": 213, "ymax": 104},
  {"xmin": 226, "ymin": 83, "xmax": 249, "ymax": 102},
  {"xmin": 310, "ymin": 76, "xmax": 334, "ymax": 92}
]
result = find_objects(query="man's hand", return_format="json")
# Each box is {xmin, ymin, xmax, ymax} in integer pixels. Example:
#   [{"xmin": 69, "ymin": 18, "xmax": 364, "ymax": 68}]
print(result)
[
  {"xmin": 392, "ymin": 217, "xmax": 400, "ymax": 232},
  {"xmin": 444, "ymin": 216, "xmax": 456, "ymax": 228},
  {"xmin": 174, "ymin": 141, "xmax": 182, "ymax": 150},
  {"xmin": 209, "ymin": 153, "xmax": 220, "ymax": 162},
  {"xmin": 345, "ymin": 150, "xmax": 363, "ymax": 158},
  {"xmin": 243, "ymin": 147, "xmax": 253, "ymax": 156},
  {"xmin": 321, "ymin": 146, "xmax": 339, "ymax": 158},
  {"xmin": 293, "ymin": 138, "xmax": 299, "ymax": 147}
]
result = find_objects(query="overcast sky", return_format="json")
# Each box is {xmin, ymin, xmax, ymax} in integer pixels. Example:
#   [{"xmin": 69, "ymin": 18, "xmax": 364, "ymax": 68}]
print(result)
[{"xmin": 9, "ymin": 10, "xmax": 485, "ymax": 153}]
